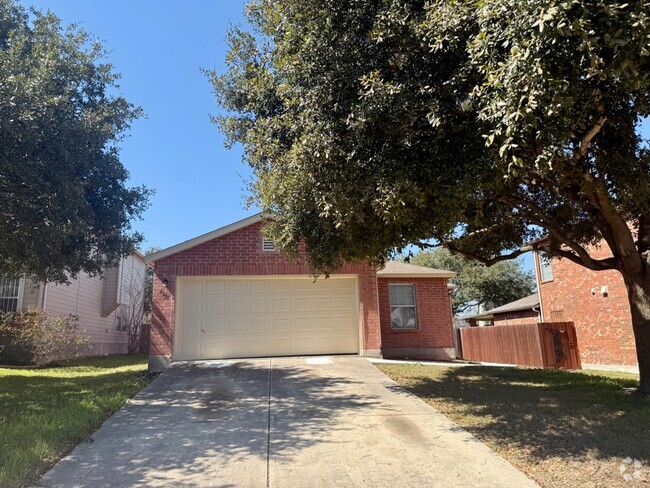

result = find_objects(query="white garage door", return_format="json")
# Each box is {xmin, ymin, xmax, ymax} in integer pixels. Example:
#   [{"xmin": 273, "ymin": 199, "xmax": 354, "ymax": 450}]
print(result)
[{"xmin": 175, "ymin": 276, "xmax": 359, "ymax": 360}]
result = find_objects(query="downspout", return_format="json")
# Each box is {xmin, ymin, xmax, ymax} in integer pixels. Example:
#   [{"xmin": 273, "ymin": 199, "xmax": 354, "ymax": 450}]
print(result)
[
  {"xmin": 42, "ymin": 283, "xmax": 48, "ymax": 311},
  {"xmin": 532, "ymin": 251, "xmax": 545, "ymax": 322}
]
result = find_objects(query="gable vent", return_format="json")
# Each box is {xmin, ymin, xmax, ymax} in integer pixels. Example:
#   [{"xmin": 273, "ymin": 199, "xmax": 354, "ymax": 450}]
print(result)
[{"xmin": 262, "ymin": 238, "xmax": 276, "ymax": 251}]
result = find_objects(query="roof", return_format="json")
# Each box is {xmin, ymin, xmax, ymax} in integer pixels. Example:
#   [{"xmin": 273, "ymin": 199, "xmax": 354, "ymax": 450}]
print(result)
[
  {"xmin": 377, "ymin": 261, "xmax": 456, "ymax": 279},
  {"xmin": 145, "ymin": 213, "xmax": 264, "ymax": 263},
  {"xmin": 144, "ymin": 214, "xmax": 456, "ymax": 280},
  {"xmin": 466, "ymin": 293, "xmax": 540, "ymax": 320}
]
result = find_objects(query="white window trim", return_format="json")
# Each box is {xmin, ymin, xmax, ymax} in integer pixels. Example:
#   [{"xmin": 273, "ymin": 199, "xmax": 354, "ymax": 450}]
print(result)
[
  {"xmin": 0, "ymin": 276, "xmax": 24, "ymax": 313},
  {"xmin": 388, "ymin": 283, "xmax": 418, "ymax": 330},
  {"xmin": 115, "ymin": 315, "xmax": 127, "ymax": 333},
  {"xmin": 538, "ymin": 251, "xmax": 553, "ymax": 282}
]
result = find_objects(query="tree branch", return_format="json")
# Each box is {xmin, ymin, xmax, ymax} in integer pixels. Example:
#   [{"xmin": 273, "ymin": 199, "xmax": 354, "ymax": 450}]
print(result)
[
  {"xmin": 577, "ymin": 116, "xmax": 607, "ymax": 158},
  {"xmin": 442, "ymin": 242, "xmax": 534, "ymax": 266},
  {"xmin": 502, "ymin": 194, "xmax": 609, "ymax": 271},
  {"xmin": 548, "ymin": 246, "xmax": 619, "ymax": 271}
]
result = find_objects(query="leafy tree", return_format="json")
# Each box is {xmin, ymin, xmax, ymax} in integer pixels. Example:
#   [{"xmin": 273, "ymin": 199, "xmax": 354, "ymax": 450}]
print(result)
[
  {"xmin": 210, "ymin": 0, "xmax": 650, "ymax": 394},
  {"xmin": 410, "ymin": 249, "xmax": 535, "ymax": 315},
  {"xmin": 0, "ymin": 0, "xmax": 150, "ymax": 284}
]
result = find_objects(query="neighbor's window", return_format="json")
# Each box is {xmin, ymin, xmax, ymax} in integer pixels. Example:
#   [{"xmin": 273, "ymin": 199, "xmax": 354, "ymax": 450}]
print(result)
[
  {"xmin": 539, "ymin": 251, "xmax": 553, "ymax": 282},
  {"xmin": 0, "ymin": 276, "xmax": 21, "ymax": 312},
  {"xmin": 262, "ymin": 237, "xmax": 276, "ymax": 251},
  {"xmin": 116, "ymin": 316, "xmax": 127, "ymax": 332},
  {"xmin": 389, "ymin": 284, "xmax": 418, "ymax": 329}
]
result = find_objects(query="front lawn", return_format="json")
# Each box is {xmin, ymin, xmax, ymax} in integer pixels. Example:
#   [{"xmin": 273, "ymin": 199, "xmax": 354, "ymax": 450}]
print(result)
[
  {"xmin": 0, "ymin": 354, "xmax": 151, "ymax": 488},
  {"xmin": 377, "ymin": 364, "xmax": 650, "ymax": 488}
]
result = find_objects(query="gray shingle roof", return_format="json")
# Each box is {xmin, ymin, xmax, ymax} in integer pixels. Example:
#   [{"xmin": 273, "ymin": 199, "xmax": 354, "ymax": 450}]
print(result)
[{"xmin": 465, "ymin": 293, "xmax": 539, "ymax": 320}]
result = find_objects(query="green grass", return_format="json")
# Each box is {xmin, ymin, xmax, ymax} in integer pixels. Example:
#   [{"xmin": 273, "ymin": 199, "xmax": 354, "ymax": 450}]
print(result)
[
  {"xmin": 0, "ymin": 354, "xmax": 151, "ymax": 488},
  {"xmin": 377, "ymin": 364, "xmax": 650, "ymax": 488}
]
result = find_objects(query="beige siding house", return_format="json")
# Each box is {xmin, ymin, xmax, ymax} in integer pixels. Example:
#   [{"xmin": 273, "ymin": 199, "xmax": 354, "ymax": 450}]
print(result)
[{"xmin": 1, "ymin": 252, "xmax": 147, "ymax": 355}]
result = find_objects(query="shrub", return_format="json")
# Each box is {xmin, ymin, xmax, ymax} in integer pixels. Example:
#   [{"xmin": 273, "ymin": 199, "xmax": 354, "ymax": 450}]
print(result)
[{"xmin": 0, "ymin": 311, "xmax": 92, "ymax": 367}]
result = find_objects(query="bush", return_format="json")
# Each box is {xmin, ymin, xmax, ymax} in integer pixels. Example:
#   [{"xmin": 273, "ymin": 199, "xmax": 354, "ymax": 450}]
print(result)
[{"xmin": 0, "ymin": 311, "xmax": 92, "ymax": 367}]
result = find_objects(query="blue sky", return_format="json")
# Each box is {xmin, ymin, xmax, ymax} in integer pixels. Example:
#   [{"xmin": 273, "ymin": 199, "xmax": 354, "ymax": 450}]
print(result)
[
  {"xmin": 22, "ymin": 1, "xmax": 650, "ymax": 275},
  {"xmin": 27, "ymin": 0, "xmax": 253, "ymax": 253}
]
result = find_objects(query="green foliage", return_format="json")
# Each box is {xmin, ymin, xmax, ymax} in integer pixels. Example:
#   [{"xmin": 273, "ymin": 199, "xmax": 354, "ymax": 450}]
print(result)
[
  {"xmin": 410, "ymin": 249, "xmax": 535, "ymax": 315},
  {"xmin": 0, "ymin": 311, "xmax": 91, "ymax": 367},
  {"xmin": 210, "ymin": 0, "xmax": 650, "ymax": 278},
  {"xmin": 0, "ymin": 0, "xmax": 150, "ymax": 284},
  {"xmin": 0, "ymin": 355, "xmax": 149, "ymax": 488},
  {"xmin": 211, "ymin": 0, "xmax": 650, "ymax": 390}
]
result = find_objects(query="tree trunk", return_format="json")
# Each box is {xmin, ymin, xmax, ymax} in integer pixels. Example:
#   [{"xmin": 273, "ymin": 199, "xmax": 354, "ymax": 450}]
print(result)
[{"xmin": 624, "ymin": 274, "xmax": 650, "ymax": 396}]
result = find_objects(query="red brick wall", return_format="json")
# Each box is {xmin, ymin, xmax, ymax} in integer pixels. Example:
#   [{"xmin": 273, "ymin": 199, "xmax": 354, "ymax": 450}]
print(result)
[
  {"xmin": 536, "ymin": 246, "xmax": 637, "ymax": 366},
  {"xmin": 150, "ymin": 221, "xmax": 380, "ymax": 358},
  {"xmin": 377, "ymin": 277, "xmax": 454, "ymax": 353},
  {"xmin": 493, "ymin": 309, "xmax": 539, "ymax": 326}
]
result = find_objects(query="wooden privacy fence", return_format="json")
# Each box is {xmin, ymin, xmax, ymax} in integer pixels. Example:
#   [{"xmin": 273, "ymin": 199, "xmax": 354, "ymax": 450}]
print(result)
[{"xmin": 459, "ymin": 322, "xmax": 581, "ymax": 370}]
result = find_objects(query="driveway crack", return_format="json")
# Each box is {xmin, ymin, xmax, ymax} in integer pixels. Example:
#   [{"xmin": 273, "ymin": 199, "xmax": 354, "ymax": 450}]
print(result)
[{"xmin": 266, "ymin": 358, "xmax": 272, "ymax": 488}]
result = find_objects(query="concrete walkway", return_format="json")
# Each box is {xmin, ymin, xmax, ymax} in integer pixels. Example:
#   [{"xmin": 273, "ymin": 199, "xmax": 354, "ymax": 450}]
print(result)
[{"xmin": 36, "ymin": 356, "xmax": 538, "ymax": 488}]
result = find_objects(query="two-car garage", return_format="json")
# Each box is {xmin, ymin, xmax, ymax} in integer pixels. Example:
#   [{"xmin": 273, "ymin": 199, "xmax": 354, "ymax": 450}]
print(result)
[{"xmin": 173, "ymin": 275, "xmax": 360, "ymax": 361}]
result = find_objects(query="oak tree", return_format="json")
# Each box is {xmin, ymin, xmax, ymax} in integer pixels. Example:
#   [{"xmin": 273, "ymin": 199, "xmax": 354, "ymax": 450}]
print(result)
[
  {"xmin": 210, "ymin": 0, "xmax": 650, "ymax": 394},
  {"xmin": 0, "ymin": 0, "xmax": 149, "ymax": 284}
]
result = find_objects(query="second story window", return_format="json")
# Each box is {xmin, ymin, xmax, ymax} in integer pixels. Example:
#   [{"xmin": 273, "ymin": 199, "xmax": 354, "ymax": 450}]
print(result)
[{"xmin": 539, "ymin": 251, "xmax": 553, "ymax": 282}]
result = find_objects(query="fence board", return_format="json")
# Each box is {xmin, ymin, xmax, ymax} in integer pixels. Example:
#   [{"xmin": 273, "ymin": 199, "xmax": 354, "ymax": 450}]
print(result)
[
  {"xmin": 460, "ymin": 323, "xmax": 545, "ymax": 367},
  {"xmin": 459, "ymin": 322, "xmax": 581, "ymax": 370}
]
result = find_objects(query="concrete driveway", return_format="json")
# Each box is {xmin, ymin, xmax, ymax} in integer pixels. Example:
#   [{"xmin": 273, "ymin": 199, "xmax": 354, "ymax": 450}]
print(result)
[{"xmin": 37, "ymin": 356, "xmax": 537, "ymax": 488}]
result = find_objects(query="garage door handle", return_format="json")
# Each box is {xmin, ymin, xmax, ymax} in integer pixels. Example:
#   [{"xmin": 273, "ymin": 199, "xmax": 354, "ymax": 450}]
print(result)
[{"xmin": 200, "ymin": 326, "xmax": 205, "ymax": 333}]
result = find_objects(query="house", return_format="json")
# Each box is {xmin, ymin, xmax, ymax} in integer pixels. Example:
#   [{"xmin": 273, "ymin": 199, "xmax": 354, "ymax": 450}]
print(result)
[
  {"xmin": 145, "ymin": 214, "xmax": 456, "ymax": 370},
  {"xmin": 465, "ymin": 293, "xmax": 540, "ymax": 327},
  {"xmin": 0, "ymin": 251, "xmax": 147, "ymax": 360},
  {"xmin": 533, "ymin": 245, "xmax": 638, "ymax": 372}
]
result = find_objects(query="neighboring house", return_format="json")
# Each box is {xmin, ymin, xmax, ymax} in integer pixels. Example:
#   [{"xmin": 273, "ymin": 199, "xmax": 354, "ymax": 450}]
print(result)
[
  {"xmin": 533, "ymin": 245, "xmax": 638, "ymax": 372},
  {"xmin": 465, "ymin": 294, "xmax": 540, "ymax": 327},
  {"xmin": 146, "ymin": 214, "xmax": 456, "ymax": 370},
  {"xmin": 0, "ymin": 251, "xmax": 147, "ymax": 358}
]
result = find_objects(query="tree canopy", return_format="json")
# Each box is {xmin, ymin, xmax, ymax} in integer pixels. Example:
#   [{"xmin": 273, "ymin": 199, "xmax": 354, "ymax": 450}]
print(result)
[
  {"xmin": 0, "ymin": 0, "xmax": 149, "ymax": 283},
  {"xmin": 409, "ymin": 249, "xmax": 535, "ymax": 315},
  {"xmin": 211, "ymin": 0, "xmax": 650, "ymax": 393}
]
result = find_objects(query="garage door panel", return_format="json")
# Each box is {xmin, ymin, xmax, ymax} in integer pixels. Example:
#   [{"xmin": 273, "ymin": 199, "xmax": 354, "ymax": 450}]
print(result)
[
  {"xmin": 204, "ymin": 299, "xmax": 224, "ymax": 316},
  {"xmin": 272, "ymin": 298, "xmax": 292, "ymax": 313},
  {"xmin": 334, "ymin": 296, "xmax": 356, "ymax": 310},
  {"xmin": 176, "ymin": 277, "xmax": 359, "ymax": 360},
  {"xmin": 271, "ymin": 318, "xmax": 291, "ymax": 333},
  {"xmin": 222, "ymin": 318, "xmax": 247, "ymax": 335},
  {"xmin": 250, "ymin": 298, "xmax": 270, "ymax": 314},
  {"xmin": 226, "ymin": 298, "xmax": 248, "ymax": 315},
  {"xmin": 225, "ymin": 281, "xmax": 248, "ymax": 294},
  {"xmin": 205, "ymin": 281, "xmax": 224, "ymax": 295},
  {"xmin": 183, "ymin": 281, "xmax": 203, "ymax": 295}
]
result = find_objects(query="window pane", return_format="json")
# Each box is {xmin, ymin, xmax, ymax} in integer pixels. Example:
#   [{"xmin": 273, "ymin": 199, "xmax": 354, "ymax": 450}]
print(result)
[
  {"xmin": 391, "ymin": 306, "xmax": 417, "ymax": 329},
  {"xmin": 539, "ymin": 252, "xmax": 553, "ymax": 281},
  {"xmin": 389, "ymin": 284, "xmax": 415, "ymax": 306},
  {"xmin": 0, "ymin": 276, "xmax": 20, "ymax": 312}
]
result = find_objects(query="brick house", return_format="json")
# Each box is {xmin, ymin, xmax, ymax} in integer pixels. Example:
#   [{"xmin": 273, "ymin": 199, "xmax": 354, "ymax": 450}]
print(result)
[
  {"xmin": 534, "ymin": 244, "xmax": 638, "ymax": 372},
  {"xmin": 145, "ymin": 214, "xmax": 456, "ymax": 369},
  {"xmin": 465, "ymin": 293, "xmax": 540, "ymax": 327}
]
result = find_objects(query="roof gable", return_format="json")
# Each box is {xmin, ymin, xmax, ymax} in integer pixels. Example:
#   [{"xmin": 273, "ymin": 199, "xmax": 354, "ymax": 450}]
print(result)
[{"xmin": 145, "ymin": 213, "xmax": 263, "ymax": 263}]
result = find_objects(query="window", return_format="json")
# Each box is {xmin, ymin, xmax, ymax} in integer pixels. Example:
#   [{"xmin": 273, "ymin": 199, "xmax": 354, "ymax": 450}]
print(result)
[
  {"xmin": 0, "ymin": 276, "xmax": 21, "ymax": 312},
  {"xmin": 538, "ymin": 251, "xmax": 553, "ymax": 282},
  {"xmin": 262, "ymin": 237, "xmax": 276, "ymax": 251},
  {"xmin": 116, "ymin": 316, "xmax": 127, "ymax": 332},
  {"xmin": 389, "ymin": 284, "xmax": 418, "ymax": 329}
]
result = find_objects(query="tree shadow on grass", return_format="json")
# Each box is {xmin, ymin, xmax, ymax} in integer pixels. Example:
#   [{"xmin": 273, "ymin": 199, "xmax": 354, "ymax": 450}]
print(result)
[{"xmin": 385, "ymin": 366, "xmax": 650, "ymax": 464}]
